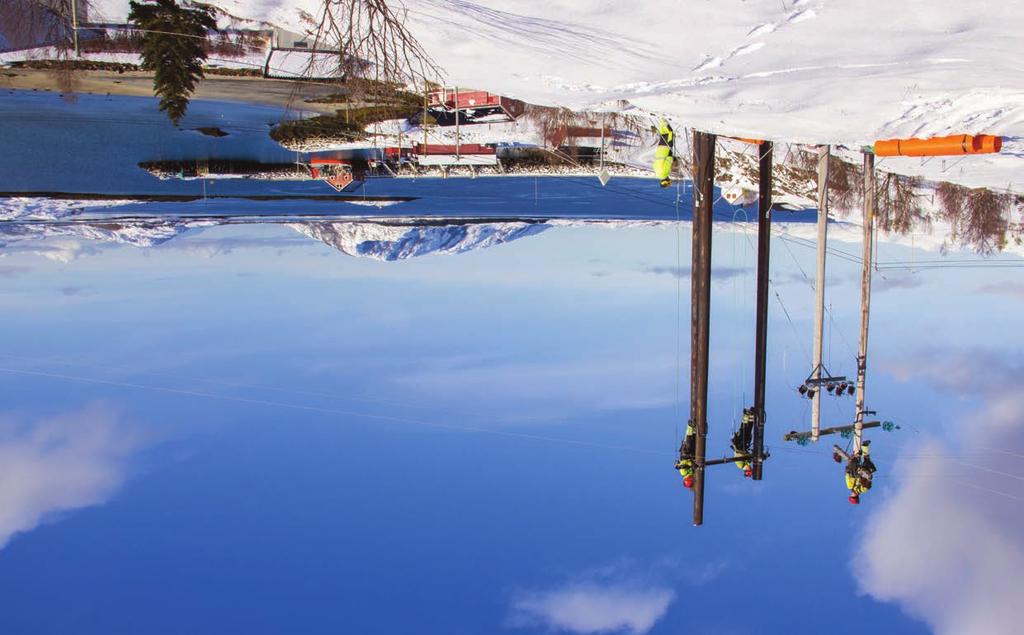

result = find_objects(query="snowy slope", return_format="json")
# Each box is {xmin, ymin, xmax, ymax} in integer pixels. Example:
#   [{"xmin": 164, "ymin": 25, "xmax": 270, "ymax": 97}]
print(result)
[
  {"xmin": 0, "ymin": 197, "xmax": 136, "ymax": 220},
  {"xmin": 85, "ymin": 0, "xmax": 1023, "ymax": 191},
  {"xmin": 402, "ymin": 0, "xmax": 1023, "ymax": 191}
]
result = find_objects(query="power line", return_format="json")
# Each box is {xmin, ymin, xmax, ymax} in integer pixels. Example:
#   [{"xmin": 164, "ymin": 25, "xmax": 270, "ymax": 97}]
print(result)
[{"xmin": 0, "ymin": 365, "xmax": 670, "ymax": 457}]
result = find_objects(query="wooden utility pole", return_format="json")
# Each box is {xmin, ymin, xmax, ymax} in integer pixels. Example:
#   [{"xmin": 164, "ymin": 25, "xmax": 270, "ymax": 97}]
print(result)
[
  {"xmin": 397, "ymin": 122, "xmax": 403, "ymax": 175},
  {"xmin": 455, "ymin": 86, "xmax": 461, "ymax": 160},
  {"xmin": 423, "ymin": 81, "xmax": 429, "ymax": 152},
  {"xmin": 810, "ymin": 145, "xmax": 830, "ymax": 440},
  {"xmin": 690, "ymin": 131, "xmax": 716, "ymax": 526},
  {"xmin": 751, "ymin": 141, "xmax": 773, "ymax": 480},
  {"xmin": 853, "ymin": 152, "xmax": 875, "ymax": 455},
  {"xmin": 70, "ymin": 0, "xmax": 80, "ymax": 57}
]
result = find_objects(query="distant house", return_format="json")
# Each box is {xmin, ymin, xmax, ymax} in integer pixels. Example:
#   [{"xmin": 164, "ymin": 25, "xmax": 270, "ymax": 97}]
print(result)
[
  {"xmin": 271, "ymin": 27, "xmax": 334, "ymax": 52},
  {"xmin": 413, "ymin": 143, "xmax": 499, "ymax": 167},
  {"xmin": 265, "ymin": 27, "xmax": 342, "ymax": 79},
  {"xmin": 721, "ymin": 183, "xmax": 758, "ymax": 206},
  {"xmin": 427, "ymin": 88, "xmax": 526, "ymax": 125},
  {"xmin": 547, "ymin": 125, "xmax": 604, "ymax": 148}
]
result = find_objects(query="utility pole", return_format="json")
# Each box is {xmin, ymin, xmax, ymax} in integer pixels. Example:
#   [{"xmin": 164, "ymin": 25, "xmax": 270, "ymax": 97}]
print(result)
[
  {"xmin": 397, "ymin": 121, "xmax": 403, "ymax": 175},
  {"xmin": 454, "ymin": 86, "xmax": 461, "ymax": 161},
  {"xmin": 810, "ymin": 145, "xmax": 830, "ymax": 440},
  {"xmin": 690, "ymin": 130, "xmax": 716, "ymax": 526},
  {"xmin": 70, "ymin": 0, "xmax": 80, "ymax": 57},
  {"xmin": 597, "ymin": 114, "xmax": 610, "ymax": 186},
  {"xmin": 751, "ymin": 141, "xmax": 773, "ymax": 480},
  {"xmin": 423, "ymin": 80, "xmax": 429, "ymax": 152},
  {"xmin": 853, "ymin": 152, "xmax": 875, "ymax": 455}
]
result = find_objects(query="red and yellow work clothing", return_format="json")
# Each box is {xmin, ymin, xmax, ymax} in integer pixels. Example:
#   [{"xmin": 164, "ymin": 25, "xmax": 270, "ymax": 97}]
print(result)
[
  {"xmin": 734, "ymin": 450, "xmax": 751, "ymax": 473},
  {"xmin": 678, "ymin": 460, "xmax": 695, "ymax": 480},
  {"xmin": 846, "ymin": 472, "xmax": 869, "ymax": 495}
]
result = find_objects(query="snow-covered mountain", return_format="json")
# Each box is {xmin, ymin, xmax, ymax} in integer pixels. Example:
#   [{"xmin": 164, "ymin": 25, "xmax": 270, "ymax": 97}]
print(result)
[
  {"xmin": 0, "ymin": 219, "xmax": 213, "ymax": 247},
  {"xmin": 3, "ymin": 197, "xmax": 1020, "ymax": 263},
  {"xmin": 286, "ymin": 220, "xmax": 550, "ymax": 261},
  {"xmin": 0, "ymin": 198, "xmax": 214, "ymax": 260},
  {"xmin": 0, "ymin": 197, "xmax": 137, "ymax": 221},
  {"xmin": 0, "ymin": 198, "xmax": 553, "ymax": 261}
]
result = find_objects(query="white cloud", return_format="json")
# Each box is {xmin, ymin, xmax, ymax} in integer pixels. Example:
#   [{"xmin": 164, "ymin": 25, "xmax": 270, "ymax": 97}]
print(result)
[
  {"xmin": 853, "ymin": 351, "xmax": 1024, "ymax": 635},
  {"xmin": 976, "ymin": 281, "xmax": 1024, "ymax": 300},
  {"xmin": 507, "ymin": 559, "xmax": 687, "ymax": 635},
  {"xmin": 0, "ymin": 404, "xmax": 141, "ymax": 549},
  {"xmin": 509, "ymin": 583, "xmax": 674, "ymax": 635}
]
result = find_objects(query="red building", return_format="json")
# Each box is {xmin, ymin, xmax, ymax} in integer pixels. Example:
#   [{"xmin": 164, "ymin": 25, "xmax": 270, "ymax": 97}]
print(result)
[{"xmin": 427, "ymin": 88, "xmax": 526, "ymax": 123}]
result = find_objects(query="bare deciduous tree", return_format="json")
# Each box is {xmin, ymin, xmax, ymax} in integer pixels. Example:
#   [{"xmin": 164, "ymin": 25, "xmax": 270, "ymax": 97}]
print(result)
[
  {"xmin": 829, "ymin": 155, "xmax": 862, "ymax": 214},
  {"xmin": 789, "ymin": 148, "xmax": 861, "ymax": 216},
  {"xmin": 938, "ymin": 182, "xmax": 1012, "ymax": 254},
  {"xmin": 2, "ymin": 0, "xmax": 87, "ymax": 100},
  {"xmin": 523, "ymin": 104, "xmax": 577, "ymax": 148},
  {"xmin": 875, "ymin": 172, "xmax": 925, "ymax": 235},
  {"xmin": 306, "ymin": 0, "xmax": 441, "ymax": 96},
  {"xmin": 936, "ymin": 181, "xmax": 967, "ymax": 218}
]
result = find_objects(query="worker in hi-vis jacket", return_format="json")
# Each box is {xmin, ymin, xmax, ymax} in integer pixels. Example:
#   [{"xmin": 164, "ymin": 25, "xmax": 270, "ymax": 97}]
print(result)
[
  {"xmin": 652, "ymin": 119, "xmax": 675, "ymax": 188},
  {"xmin": 840, "ymin": 440, "xmax": 876, "ymax": 504},
  {"xmin": 675, "ymin": 422, "xmax": 696, "ymax": 489},
  {"xmin": 730, "ymin": 408, "xmax": 755, "ymax": 478}
]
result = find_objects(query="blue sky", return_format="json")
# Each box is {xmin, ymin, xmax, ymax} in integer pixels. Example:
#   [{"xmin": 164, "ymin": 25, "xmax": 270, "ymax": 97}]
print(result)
[
  {"xmin": 1, "ymin": 217, "xmax": 1022, "ymax": 634},
  {"xmin": 1, "ymin": 91, "xmax": 1022, "ymax": 634}
]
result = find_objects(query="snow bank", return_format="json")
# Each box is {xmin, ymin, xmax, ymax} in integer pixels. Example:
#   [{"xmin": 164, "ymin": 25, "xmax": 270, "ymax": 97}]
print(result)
[
  {"xmin": 0, "ymin": 46, "xmax": 269, "ymax": 72},
  {"xmin": 0, "ymin": 197, "xmax": 135, "ymax": 220},
  {"xmin": 265, "ymin": 49, "xmax": 342, "ymax": 79}
]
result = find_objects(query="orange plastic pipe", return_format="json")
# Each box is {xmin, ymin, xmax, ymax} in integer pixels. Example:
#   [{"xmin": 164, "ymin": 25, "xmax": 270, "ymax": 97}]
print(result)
[
  {"xmin": 727, "ymin": 136, "xmax": 765, "ymax": 145},
  {"xmin": 874, "ymin": 134, "xmax": 1002, "ymax": 157}
]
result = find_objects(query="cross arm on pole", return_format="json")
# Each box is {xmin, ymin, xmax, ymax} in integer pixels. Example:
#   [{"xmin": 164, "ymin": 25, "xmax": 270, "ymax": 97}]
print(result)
[
  {"xmin": 783, "ymin": 421, "xmax": 883, "ymax": 442},
  {"xmin": 703, "ymin": 454, "xmax": 758, "ymax": 467}
]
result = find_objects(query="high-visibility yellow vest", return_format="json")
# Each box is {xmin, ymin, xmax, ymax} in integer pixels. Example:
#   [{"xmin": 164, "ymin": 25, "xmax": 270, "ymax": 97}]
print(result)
[
  {"xmin": 656, "ymin": 120, "xmax": 674, "ymax": 144},
  {"xmin": 653, "ymin": 120, "xmax": 674, "ymax": 180},
  {"xmin": 678, "ymin": 460, "xmax": 694, "ymax": 478},
  {"xmin": 846, "ymin": 472, "xmax": 868, "ymax": 494},
  {"xmin": 653, "ymin": 146, "xmax": 673, "ymax": 180},
  {"xmin": 734, "ymin": 450, "xmax": 750, "ymax": 471}
]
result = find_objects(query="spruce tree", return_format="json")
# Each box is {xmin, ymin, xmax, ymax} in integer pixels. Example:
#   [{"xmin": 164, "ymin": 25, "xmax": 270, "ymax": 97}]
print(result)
[{"xmin": 129, "ymin": 0, "xmax": 217, "ymax": 125}]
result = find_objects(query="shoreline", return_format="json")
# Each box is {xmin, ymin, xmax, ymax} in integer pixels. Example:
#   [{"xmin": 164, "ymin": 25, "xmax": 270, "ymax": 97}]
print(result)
[{"xmin": 0, "ymin": 69, "xmax": 342, "ymax": 114}]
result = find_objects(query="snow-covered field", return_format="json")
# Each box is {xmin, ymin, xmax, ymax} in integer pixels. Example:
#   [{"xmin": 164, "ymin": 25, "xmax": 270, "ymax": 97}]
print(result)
[{"xmin": 81, "ymin": 0, "xmax": 1024, "ymax": 193}]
